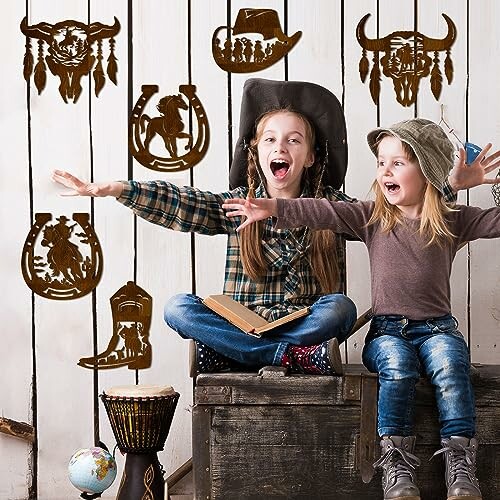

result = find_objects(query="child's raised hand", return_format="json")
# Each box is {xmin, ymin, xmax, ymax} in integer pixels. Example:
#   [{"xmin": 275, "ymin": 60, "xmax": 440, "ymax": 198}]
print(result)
[
  {"xmin": 448, "ymin": 144, "xmax": 500, "ymax": 192},
  {"xmin": 222, "ymin": 198, "xmax": 278, "ymax": 232},
  {"xmin": 52, "ymin": 170, "xmax": 123, "ymax": 197}
]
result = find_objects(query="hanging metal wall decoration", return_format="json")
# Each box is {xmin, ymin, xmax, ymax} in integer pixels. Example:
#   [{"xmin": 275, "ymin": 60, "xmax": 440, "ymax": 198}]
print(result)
[
  {"xmin": 356, "ymin": 13, "xmax": 456, "ymax": 107},
  {"xmin": 212, "ymin": 8, "xmax": 302, "ymax": 73},
  {"xmin": 20, "ymin": 16, "xmax": 120, "ymax": 103},
  {"xmin": 78, "ymin": 281, "xmax": 152, "ymax": 370},
  {"xmin": 21, "ymin": 213, "xmax": 103, "ymax": 300},
  {"xmin": 129, "ymin": 84, "xmax": 210, "ymax": 172}
]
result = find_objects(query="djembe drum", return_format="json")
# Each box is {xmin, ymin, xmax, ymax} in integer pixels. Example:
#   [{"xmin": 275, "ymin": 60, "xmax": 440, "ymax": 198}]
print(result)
[{"xmin": 101, "ymin": 385, "xmax": 179, "ymax": 500}]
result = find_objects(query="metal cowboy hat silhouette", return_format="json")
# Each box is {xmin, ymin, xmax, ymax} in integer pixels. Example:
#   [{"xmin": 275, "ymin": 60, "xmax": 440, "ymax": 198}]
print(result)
[{"xmin": 212, "ymin": 8, "xmax": 302, "ymax": 73}]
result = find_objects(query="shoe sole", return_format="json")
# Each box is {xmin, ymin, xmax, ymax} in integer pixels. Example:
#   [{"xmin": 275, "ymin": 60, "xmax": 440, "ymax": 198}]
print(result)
[
  {"xmin": 447, "ymin": 497, "xmax": 481, "ymax": 500},
  {"xmin": 327, "ymin": 337, "xmax": 344, "ymax": 375}
]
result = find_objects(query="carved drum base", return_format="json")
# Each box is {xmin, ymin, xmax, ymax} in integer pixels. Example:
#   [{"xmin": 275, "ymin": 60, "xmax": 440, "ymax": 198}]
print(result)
[{"xmin": 117, "ymin": 453, "xmax": 165, "ymax": 500}]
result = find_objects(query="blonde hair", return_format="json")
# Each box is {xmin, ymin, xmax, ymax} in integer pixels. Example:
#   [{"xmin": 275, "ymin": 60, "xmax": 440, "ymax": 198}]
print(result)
[
  {"xmin": 368, "ymin": 133, "xmax": 456, "ymax": 246},
  {"xmin": 240, "ymin": 109, "xmax": 341, "ymax": 292}
]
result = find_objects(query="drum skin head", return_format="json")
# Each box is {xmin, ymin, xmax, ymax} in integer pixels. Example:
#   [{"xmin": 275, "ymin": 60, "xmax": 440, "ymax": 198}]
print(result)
[{"xmin": 105, "ymin": 384, "xmax": 175, "ymax": 397}]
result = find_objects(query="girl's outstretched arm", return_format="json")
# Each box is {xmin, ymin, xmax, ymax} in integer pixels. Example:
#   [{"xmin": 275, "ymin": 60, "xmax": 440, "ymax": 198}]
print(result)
[
  {"xmin": 448, "ymin": 144, "xmax": 500, "ymax": 192},
  {"xmin": 222, "ymin": 197, "xmax": 277, "ymax": 231},
  {"xmin": 52, "ymin": 170, "xmax": 124, "ymax": 197}
]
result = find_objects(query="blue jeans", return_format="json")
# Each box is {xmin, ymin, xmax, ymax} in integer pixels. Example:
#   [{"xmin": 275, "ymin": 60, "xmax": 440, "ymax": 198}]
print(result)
[
  {"xmin": 362, "ymin": 314, "xmax": 475, "ymax": 438},
  {"xmin": 164, "ymin": 293, "xmax": 357, "ymax": 367}
]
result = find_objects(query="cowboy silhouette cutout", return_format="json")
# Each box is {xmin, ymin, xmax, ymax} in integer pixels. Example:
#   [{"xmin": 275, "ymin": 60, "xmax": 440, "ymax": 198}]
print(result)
[
  {"xmin": 212, "ymin": 8, "xmax": 302, "ymax": 73},
  {"xmin": 21, "ymin": 213, "xmax": 103, "ymax": 299}
]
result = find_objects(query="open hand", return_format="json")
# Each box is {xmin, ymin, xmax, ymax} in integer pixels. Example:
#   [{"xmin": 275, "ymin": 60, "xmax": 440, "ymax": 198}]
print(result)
[
  {"xmin": 448, "ymin": 144, "xmax": 500, "ymax": 192},
  {"xmin": 222, "ymin": 198, "xmax": 278, "ymax": 231},
  {"xmin": 52, "ymin": 170, "xmax": 123, "ymax": 197}
]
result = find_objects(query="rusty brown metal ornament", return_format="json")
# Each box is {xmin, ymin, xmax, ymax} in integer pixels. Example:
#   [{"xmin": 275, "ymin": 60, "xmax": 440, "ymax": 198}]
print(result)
[
  {"xmin": 20, "ymin": 16, "xmax": 120, "ymax": 103},
  {"xmin": 129, "ymin": 84, "xmax": 209, "ymax": 172},
  {"xmin": 212, "ymin": 8, "xmax": 302, "ymax": 73},
  {"xmin": 21, "ymin": 213, "xmax": 103, "ymax": 299},
  {"xmin": 78, "ymin": 281, "xmax": 152, "ymax": 370},
  {"xmin": 356, "ymin": 13, "xmax": 456, "ymax": 107}
]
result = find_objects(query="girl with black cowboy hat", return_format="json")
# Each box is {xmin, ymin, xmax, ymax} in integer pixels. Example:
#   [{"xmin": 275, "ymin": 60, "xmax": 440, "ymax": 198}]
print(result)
[
  {"xmin": 223, "ymin": 118, "xmax": 500, "ymax": 500},
  {"xmin": 52, "ymin": 79, "xmax": 488, "ymax": 377}
]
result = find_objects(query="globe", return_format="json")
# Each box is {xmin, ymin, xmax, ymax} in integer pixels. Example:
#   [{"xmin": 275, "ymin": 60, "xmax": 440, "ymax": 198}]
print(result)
[{"xmin": 68, "ymin": 447, "xmax": 117, "ymax": 495}]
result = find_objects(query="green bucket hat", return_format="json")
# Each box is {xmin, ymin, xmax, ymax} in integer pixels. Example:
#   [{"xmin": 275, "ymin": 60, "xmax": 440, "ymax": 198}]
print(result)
[{"xmin": 366, "ymin": 118, "xmax": 455, "ymax": 193}]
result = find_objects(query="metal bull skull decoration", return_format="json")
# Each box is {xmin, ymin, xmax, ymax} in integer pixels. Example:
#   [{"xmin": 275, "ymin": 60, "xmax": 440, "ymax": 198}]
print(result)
[
  {"xmin": 20, "ymin": 16, "xmax": 120, "ymax": 103},
  {"xmin": 129, "ymin": 84, "xmax": 209, "ymax": 172},
  {"xmin": 21, "ymin": 213, "xmax": 103, "ymax": 300},
  {"xmin": 78, "ymin": 281, "xmax": 152, "ymax": 370},
  {"xmin": 356, "ymin": 13, "xmax": 456, "ymax": 107}
]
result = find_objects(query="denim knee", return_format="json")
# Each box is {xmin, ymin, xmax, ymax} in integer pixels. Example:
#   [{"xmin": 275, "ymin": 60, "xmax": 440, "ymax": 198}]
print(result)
[
  {"xmin": 325, "ymin": 294, "xmax": 357, "ymax": 344},
  {"xmin": 163, "ymin": 293, "xmax": 196, "ymax": 331},
  {"xmin": 363, "ymin": 335, "xmax": 419, "ymax": 378}
]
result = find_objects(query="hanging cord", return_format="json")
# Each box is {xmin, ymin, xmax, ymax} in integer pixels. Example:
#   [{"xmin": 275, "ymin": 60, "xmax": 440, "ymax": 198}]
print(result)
[
  {"xmin": 438, "ymin": 104, "xmax": 464, "ymax": 146},
  {"xmin": 492, "ymin": 172, "xmax": 500, "ymax": 206}
]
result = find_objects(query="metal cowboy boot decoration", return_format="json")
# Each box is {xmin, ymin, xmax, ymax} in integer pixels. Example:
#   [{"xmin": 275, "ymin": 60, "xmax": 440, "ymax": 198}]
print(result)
[
  {"xmin": 21, "ymin": 213, "xmax": 103, "ymax": 300},
  {"xmin": 20, "ymin": 16, "xmax": 120, "ymax": 103},
  {"xmin": 129, "ymin": 84, "xmax": 210, "ymax": 172},
  {"xmin": 212, "ymin": 8, "xmax": 302, "ymax": 73},
  {"xmin": 356, "ymin": 13, "xmax": 456, "ymax": 106},
  {"xmin": 78, "ymin": 281, "xmax": 152, "ymax": 370}
]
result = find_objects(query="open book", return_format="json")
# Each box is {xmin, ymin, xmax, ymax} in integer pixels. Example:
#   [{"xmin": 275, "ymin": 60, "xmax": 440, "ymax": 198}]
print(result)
[{"xmin": 203, "ymin": 294, "xmax": 310, "ymax": 337}]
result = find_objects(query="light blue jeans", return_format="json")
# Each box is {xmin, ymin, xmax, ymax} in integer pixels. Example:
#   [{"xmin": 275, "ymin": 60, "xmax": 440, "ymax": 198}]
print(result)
[
  {"xmin": 362, "ymin": 314, "xmax": 475, "ymax": 438},
  {"xmin": 164, "ymin": 293, "xmax": 357, "ymax": 367}
]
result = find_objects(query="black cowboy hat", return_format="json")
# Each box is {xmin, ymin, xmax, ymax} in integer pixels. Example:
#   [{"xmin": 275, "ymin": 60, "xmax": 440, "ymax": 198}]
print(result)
[{"xmin": 229, "ymin": 78, "xmax": 348, "ymax": 189}]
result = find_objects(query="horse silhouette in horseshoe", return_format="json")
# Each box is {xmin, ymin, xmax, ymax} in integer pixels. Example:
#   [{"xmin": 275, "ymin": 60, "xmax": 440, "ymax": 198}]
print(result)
[
  {"xmin": 140, "ymin": 94, "xmax": 193, "ymax": 158},
  {"xmin": 129, "ymin": 84, "xmax": 210, "ymax": 172}
]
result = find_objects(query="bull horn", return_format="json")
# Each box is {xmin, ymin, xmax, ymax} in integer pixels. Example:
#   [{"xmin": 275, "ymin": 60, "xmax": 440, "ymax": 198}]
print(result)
[
  {"xmin": 20, "ymin": 17, "xmax": 53, "ymax": 43},
  {"xmin": 88, "ymin": 16, "xmax": 121, "ymax": 43},
  {"xmin": 422, "ymin": 14, "xmax": 456, "ymax": 51},
  {"xmin": 356, "ymin": 14, "xmax": 388, "ymax": 52}
]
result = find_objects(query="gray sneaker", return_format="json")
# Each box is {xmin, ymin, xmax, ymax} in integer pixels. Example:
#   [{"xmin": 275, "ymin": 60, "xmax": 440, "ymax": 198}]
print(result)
[
  {"xmin": 374, "ymin": 436, "xmax": 421, "ymax": 500},
  {"xmin": 432, "ymin": 436, "xmax": 482, "ymax": 500}
]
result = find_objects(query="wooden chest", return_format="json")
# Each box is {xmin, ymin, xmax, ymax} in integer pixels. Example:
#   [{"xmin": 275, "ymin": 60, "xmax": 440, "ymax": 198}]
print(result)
[{"xmin": 192, "ymin": 364, "xmax": 500, "ymax": 500}]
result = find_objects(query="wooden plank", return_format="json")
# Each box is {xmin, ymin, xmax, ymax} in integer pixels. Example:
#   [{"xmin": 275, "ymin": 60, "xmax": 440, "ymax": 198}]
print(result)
[
  {"xmin": 417, "ymin": 0, "xmax": 469, "ymax": 335},
  {"xmin": 28, "ymin": 1, "xmax": 95, "ymax": 498},
  {"xmin": 468, "ymin": 1, "xmax": 500, "ymax": 363},
  {"xmin": 0, "ymin": 0, "xmax": 33, "ymax": 498},
  {"xmin": 191, "ymin": 0, "xmax": 229, "ymax": 302},
  {"xmin": 0, "ymin": 418, "xmax": 35, "ymax": 443},
  {"xmin": 192, "ymin": 405, "xmax": 212, "ymax": 500},
  {"xmin": 378, "ymin": 0, "xmax": 415, "ymax": 124},
  {"xmin": 343, "ymin": 0, "xmax": 379, "ymax": 364},
  {"xmin": 88, "ymin": 1, "xmax": 131, "ymax": 496},
  {"xmin": 130, "ymin": 0, "xmax": 193, "ymax": 477}
]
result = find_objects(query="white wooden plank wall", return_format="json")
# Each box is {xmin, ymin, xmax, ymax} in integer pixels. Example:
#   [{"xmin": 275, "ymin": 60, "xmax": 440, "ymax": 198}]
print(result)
[{"xmin": 1, "ymin": 1, "xmax": 499, "ymax": 498}]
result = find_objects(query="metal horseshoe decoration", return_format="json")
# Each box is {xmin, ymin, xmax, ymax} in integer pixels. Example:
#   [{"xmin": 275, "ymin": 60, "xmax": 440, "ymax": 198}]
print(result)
[
  {"xmin": 21, "ymin": 213, "xmax": 103, "ymax": 300},
  {"xmin": 78, "ymin": 281, "xmax": 152, "ymax": 370},
  {"xmin": 129, "ymin": 84, "xmax": 210, "ymax": 172},
  {"xmin": 20, "ymin": 16, "xmax": 120, "ymax": 103}
]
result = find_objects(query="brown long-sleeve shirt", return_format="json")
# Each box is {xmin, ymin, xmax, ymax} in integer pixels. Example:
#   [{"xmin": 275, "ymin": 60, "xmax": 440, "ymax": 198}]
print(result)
[{"xmin": 276, "ymin": 198, "xmax": 500, "ymax": 319}]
